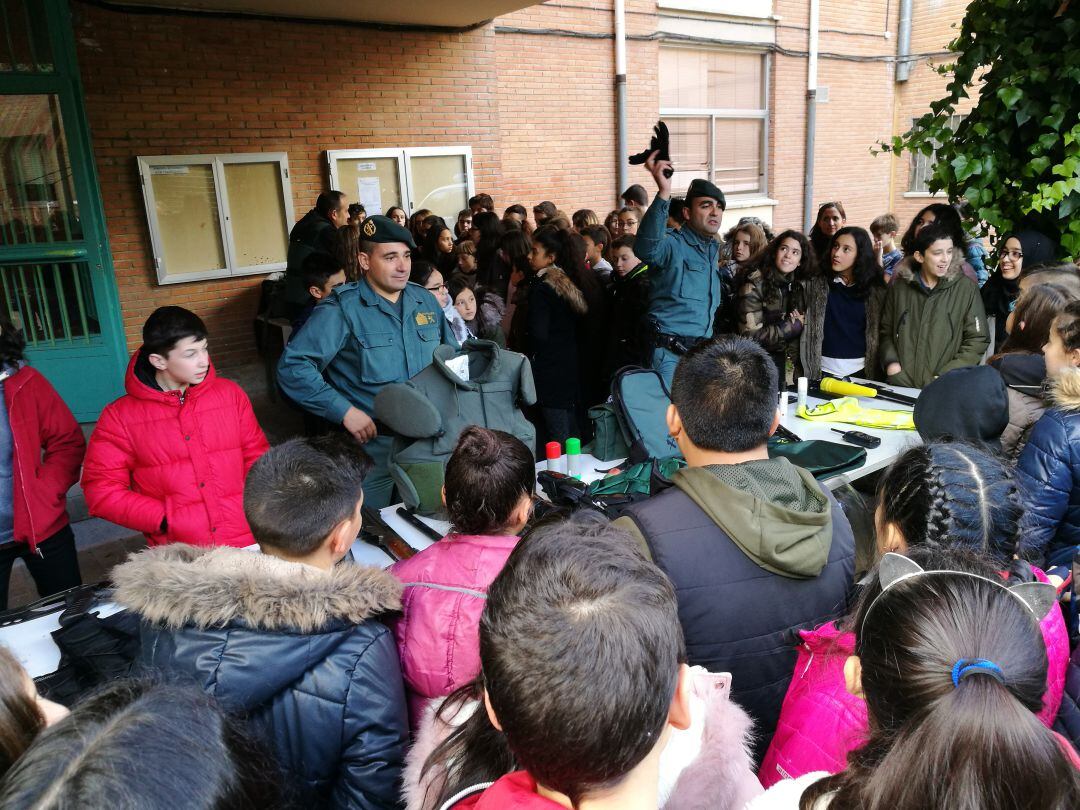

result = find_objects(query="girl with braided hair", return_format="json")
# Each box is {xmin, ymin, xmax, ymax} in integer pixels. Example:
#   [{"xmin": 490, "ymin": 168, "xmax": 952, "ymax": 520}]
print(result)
[
  {"xmin": 759, "ymin": 441, "xmax": 1070, "ymax": 787},
  {"xmin": 751, "ymin": 547, "xmax": 1080, "ymax": 809}
]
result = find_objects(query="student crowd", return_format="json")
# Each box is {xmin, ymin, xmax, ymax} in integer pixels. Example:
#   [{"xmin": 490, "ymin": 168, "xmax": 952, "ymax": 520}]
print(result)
[{"xmin": 1, "ymin": 151, "xmax": 1080, "ymax": 809}]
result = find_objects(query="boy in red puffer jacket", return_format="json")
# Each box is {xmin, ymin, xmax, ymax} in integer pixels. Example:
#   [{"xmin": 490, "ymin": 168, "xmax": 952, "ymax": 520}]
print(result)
[{"xmin": 82, "ymin": 307, "xmax": 268, "ymax": 547}]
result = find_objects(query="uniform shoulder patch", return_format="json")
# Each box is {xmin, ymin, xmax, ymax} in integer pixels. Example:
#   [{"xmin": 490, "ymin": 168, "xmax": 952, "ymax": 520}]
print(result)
[{"xmin": 415, "ymin": 311, "xmax": 436, "ymax": 326}]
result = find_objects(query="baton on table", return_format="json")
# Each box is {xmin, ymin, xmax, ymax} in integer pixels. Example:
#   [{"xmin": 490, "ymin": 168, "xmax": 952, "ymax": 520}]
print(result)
[{"xmin": 395, "ymin": 507, "xmax": 445, "ymax": 544}]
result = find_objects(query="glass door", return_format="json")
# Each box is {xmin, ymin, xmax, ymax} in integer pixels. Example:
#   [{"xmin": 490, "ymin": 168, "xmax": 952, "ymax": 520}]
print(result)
[{"xmin": 0, "ymin": 2, "xmax": 126, "ymax": 420}]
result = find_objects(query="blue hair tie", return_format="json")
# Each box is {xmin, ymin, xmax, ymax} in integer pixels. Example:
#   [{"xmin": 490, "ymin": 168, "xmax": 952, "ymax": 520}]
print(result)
[{"xmin": 951, "ymin": 658, "xmax": 1005, "ymax": 687}]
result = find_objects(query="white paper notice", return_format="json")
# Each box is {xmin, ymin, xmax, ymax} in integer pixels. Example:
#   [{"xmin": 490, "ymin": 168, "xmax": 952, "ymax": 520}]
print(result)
[
  {"xmin": 445, "ymin": 354, "xmax": 470, "ymax": 382},
  {"xmin": 357, "ymin": 177, "xmax": 383, "ymax": 215}
]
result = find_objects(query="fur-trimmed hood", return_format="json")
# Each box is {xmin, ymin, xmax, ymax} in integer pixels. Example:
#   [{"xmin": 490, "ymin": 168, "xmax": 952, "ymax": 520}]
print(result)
[
  {"xmin": 1049, "ymin": 366, "xmax": 1080, "ymax": 413},
  {"xmin": 113, "ymin": 543, "xmax": 402, "ymax": 633},
  {"xmin": 539, "ymin": 266, "xmax": 588, "ymax": 315},
  {"xmin": 892, "ymin": 248, "xmax": 966, "ymax": 286}
]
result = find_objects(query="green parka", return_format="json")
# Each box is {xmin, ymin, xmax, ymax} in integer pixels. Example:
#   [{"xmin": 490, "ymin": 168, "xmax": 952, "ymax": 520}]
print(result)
[{"xmin": 878, "ymin": 258, "xmax": 989, "ymax": 389}]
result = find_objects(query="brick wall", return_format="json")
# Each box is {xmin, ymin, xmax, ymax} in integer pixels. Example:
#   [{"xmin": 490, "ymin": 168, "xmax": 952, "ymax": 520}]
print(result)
[
  {"xmin": 493, "ymin": 0, "xmax": 658, "ymax": 216},
  {"xmin": 73, "ymin": 1, "xmax": 502, "ymax": 368},
  {"xmin": 770, "ymin": 0, "xmax": 902, "ymax": 233},
  {"xmin": 71, "ymin": 0, "xmax": 975, "ymax": 368},
  {"xmin": 890, "ymin": 0, "xmax": 977, "ymax": 231}
]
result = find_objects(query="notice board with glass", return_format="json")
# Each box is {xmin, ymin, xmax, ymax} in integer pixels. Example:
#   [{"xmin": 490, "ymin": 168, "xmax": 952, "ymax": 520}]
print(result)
[
  {"xmin": 327, "ymin": 147, "xmax": 473, "ymax": 224},
  {"xmin": 136, "ymin": 153, "xmax": 294, "ymax": 285}
]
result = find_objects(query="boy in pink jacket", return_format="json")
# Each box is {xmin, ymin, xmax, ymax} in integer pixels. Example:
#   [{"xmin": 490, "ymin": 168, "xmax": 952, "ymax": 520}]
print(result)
[
  {"xmin": 760, "ymin": 442, "xmax": 1069, "ymax": 786},
  {"xmin": 391, "ymin": 426, "xmax": 534, "ymax": 726}
]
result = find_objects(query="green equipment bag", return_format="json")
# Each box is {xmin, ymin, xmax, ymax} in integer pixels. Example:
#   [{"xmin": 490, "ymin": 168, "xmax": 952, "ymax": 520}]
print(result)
[
  {"xmin": 610, "ymin": 367, "xmax": 682, "ymax": 464},
  {"xmin": 587, "ymin": 455, "xmax": 685, "ymax": 500},
  {"xmin": 586, "ymin": 403, "xmax": 630, "ymax": 461},
  {"xmin": 767, "ymin": 436, "xmax": 867, "ymax": 480}
]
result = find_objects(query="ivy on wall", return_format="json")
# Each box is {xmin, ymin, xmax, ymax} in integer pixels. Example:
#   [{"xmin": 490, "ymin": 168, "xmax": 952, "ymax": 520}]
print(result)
[{"xmin": 881, "ymin": 0, "xmax": 1080, "ymax": 257}]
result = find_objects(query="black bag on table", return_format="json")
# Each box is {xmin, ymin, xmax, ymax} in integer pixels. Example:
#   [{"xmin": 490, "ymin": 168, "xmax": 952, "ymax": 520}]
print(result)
[{"xmin": 0, "ymin": 583, "xmax": 140, "ymax": 706}]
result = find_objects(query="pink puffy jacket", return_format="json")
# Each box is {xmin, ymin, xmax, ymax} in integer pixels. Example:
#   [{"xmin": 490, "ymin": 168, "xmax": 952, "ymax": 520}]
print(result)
[
  {"xmin": 390, "ymin": 533, "xmax": 520, "ymax": 726},
  {"xmin": 82, "ymin": 351, "xmax": 268, "ymax": 548},
  {"xmin": 759, "ymin": 566, "xmax": 1070, "ymax": 788}
]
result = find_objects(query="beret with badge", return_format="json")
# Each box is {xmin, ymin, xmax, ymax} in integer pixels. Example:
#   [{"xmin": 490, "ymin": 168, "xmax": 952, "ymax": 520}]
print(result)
[{"xmin": 360, "ymin": 214, "xmax": 416, "ymax": 249}]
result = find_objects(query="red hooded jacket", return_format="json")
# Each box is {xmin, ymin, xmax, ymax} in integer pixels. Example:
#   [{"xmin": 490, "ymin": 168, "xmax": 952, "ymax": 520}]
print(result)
[
  {"xmin": 82, "ymin": 351, "xmax": 268, "ymax": 547},
  {"xmin": 5, "ymin": 366, "xmax": 85, "ymax": 552}
]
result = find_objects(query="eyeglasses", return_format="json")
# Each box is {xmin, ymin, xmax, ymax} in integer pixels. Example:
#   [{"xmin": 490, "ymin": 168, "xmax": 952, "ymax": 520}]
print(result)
[
  {"xmin": 425, "ymin": 283, "xmax": 448, "ymax": 292},
  {"xmin": 1002, "ymin": 250, "xmax": 1024, "ymax": 260}
]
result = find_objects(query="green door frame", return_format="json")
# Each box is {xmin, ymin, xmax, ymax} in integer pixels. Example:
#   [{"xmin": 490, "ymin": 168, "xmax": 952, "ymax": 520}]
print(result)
[{"xmin": 0, "ymin": 0, "xmax": 126, "ymax": 421}]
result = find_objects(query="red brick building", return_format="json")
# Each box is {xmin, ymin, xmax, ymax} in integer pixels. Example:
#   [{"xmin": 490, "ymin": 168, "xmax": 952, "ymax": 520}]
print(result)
[{"xmin": 1, "ymin": 0, "xmax": 974, "ymax": 417}]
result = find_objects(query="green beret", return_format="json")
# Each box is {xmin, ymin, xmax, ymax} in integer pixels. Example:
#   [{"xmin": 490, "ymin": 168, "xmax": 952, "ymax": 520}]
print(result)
[
  {"xmin": 360, "ymin": 215, "xmax": 416, "ymax": 249},
  {"xmin": 685, "ymin": 179, "xmax": 726, "ymax": 209}
]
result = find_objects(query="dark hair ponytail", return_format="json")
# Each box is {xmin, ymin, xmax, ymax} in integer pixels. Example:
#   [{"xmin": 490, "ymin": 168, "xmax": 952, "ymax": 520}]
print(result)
[
  {"xmin": 420, "ymin": 681, "xmax": 515, "ymax": 809},
  {"xmin": 876, "ymin": 442, "xmax": 1023, "ymax": 563},
  {"xmin": 444, "ymin": 427, "xmax": 533, "ymax": 535},
  {"xmin": 803, "ymin": 555, "xmax": 1080, "ymax": 810}
]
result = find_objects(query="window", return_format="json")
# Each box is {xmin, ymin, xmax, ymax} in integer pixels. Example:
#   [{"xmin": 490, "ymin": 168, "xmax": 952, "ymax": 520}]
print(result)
[
  {"xmin": 137, "ymin": 153, "xmax": 294, "ymax": 285},
  {"xmin": 658, "ymin": 0, "xmax": 772, "ymax": 18},
  {"xmin": 326, "ymin": 146, "xmax": 474, "ymax": 224},
  {"xmin": 659, "ymin": 47, "xmax": 768, "ymax": 197},
  {"xmin": 908, "ymin": 114, "xmax": 965, "ymax": 193}
]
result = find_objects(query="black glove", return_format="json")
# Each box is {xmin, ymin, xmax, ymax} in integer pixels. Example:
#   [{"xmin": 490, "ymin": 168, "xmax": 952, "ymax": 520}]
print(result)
[{"xmin": 628, "ymin": 120, "xmax": 674, "ymax": 178}]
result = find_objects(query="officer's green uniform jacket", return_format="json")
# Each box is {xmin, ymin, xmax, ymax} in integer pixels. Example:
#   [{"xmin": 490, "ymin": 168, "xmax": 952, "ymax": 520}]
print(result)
[
  {"xmin": 634, "ymin": 194, "xmax": 722, "ymax": 339},
  {"xmin": 277, "ymin": 278, "xmax": 459, "ymax": 423}
]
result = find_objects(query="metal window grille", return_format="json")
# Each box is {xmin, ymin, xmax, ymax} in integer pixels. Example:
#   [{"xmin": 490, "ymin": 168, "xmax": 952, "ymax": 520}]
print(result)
[{"xmin": 909, "ymin": 114, "xmax": 965, "ymax": 193}]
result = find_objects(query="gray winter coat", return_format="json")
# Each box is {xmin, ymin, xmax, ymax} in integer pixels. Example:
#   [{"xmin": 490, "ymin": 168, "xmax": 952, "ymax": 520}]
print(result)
[{"xmin": 374, "ymin": 340, "xmax": 537, "ymax": 515}]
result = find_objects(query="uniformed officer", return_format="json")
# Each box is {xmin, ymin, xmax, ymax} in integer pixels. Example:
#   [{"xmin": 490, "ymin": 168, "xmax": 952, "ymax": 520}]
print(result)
[
  {"xmin": 634, "ymin": 151, "xmax": 727, "ymax": 386},
  {"xmin": 277, "ymin": 215, "xmax": 458, "ymax": 508}
]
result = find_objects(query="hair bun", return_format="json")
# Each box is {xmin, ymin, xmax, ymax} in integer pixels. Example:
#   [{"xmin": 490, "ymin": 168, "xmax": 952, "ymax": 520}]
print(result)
[{"xmin": 457, "ymin": 426, "xmax": 501, "ymax": 466}]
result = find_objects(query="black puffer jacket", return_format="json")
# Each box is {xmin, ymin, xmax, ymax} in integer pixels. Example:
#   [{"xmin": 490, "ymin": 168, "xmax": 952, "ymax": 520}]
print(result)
[{"xmin": 112, "ymin": 544, "xmax": 408, "ymax": 810}]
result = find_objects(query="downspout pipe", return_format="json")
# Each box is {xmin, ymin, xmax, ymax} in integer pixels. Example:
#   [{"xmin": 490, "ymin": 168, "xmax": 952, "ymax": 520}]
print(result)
[
  {"xmin": 802, "ymin": 0, "xmax": 819, "ymax": 232},
  {"xmin": 896, "ymin": 0, "xmax": 913, "ymax": 82},
  {"xmin": 615, "ymin": 0, "xmax": 628, "ymax": 205}
]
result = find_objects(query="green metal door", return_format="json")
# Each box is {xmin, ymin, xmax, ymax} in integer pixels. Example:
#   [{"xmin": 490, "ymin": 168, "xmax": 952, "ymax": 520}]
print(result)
[{"xmin": 0, "ymin": 0, "xmax": 126, "ymax": 421}]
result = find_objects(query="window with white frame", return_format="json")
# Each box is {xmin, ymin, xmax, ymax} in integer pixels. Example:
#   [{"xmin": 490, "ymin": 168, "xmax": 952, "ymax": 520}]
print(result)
[
  {"xmin": 658, "ymin": 0, "xmax": 772, "ymax": 18},
  {"xmin": 136, "ymin": 153, "xmax": 294, "ymax": 285},
  {"xmin": 326, "ymin": 146, "xmax": 474, "ymax": 225},
  {"xmin": 659, "ymin": 47, "xmax": 769, "ymax": 197},
  {"xmin": 908, "ymin": 114, "xmax": 965, "ymax": 193}
]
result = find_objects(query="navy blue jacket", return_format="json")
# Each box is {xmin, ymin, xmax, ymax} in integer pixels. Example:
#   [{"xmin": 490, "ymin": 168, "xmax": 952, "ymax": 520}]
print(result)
[
  {"xmin": 1016, "ymin": 369, "xmax": 1080, "ymax": 567},
  {"xmin": 112, "ymin": 544, "xmax": 408, "ymax": 810}
]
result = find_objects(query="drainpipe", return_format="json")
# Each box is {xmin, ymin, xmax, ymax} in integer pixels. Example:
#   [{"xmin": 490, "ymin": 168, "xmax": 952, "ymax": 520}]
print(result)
[
  {"xmin": 615, "ymin": 0, "xmax": 628, "ymax": 205},
  {"xmin": 896, "ymin": 0, "xmax": 913, "ymax": 82},
  {"xmin": 802, "ymin": 0, "xmax": 819, "ymax": 231}
]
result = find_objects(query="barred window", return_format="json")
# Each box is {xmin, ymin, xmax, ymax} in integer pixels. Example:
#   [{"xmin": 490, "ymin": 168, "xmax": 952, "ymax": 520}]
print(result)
[{"xmin": 909, "ymin": 114, "xmax": 965, "ymax": 193}]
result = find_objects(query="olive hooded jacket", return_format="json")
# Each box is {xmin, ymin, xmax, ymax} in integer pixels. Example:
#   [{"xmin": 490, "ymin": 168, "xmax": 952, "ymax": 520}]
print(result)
[{"xmin": 878, "ymin": 256, "xmax": 989, "ymax": 389}]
